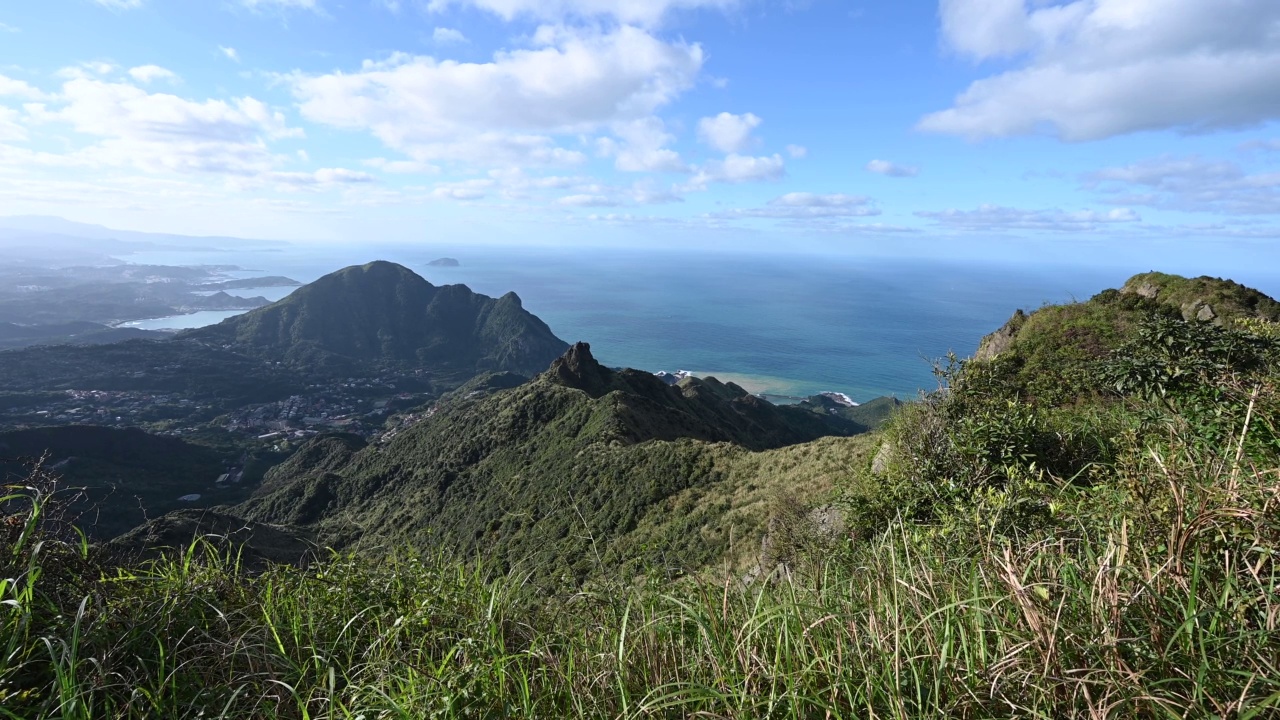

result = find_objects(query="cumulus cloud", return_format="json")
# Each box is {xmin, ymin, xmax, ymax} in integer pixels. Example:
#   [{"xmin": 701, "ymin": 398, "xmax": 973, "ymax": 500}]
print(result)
[
  {"xmin": 290, "ymin": 26, "xmax": 703, "ymax": 167},
  {"xmin": 697, "ymin": 111, "xmax": 761, "ymax": 154},
  {"xmin": 866, "ymin": 159, "xmax": 918, "ymax": 177},
  {"xmin": 0, "ymin": 74, "xmax": 47, "ymax": 100},
  {"xmin": 219, "ymin": 46, "xmax": 241, "ymax": 62},
  {"xmin": 423, "ymin": 0, "xmax": 738, "ymax": 27},
  {"xmin": 786, "ymin": 144, "xmax": 807, "ymax": 159},
  {"xmin": 128, "ymin": 65, "xmax": 178, "ymax": 84},
  {"xmin": 1085, "ymin": 155, "xmax": 1280, "ymax": 215},
  {"xmin": 922, "ymin": 0, "xmax": 1280, "ymax": 141},
  {"xmin": 686, "ymin": 153, "xmax": 785, "ymax": 189},
  {"xmin": 18, "ymin": 77, "xmax": 302, "ymax": 176},
  {"xmin": 917, "ymin": 204, "xmax": 1141, "ymax": 231},
  {"xmin": 597, "ymin": 117, "xmax": 686, "ymax": 172}
]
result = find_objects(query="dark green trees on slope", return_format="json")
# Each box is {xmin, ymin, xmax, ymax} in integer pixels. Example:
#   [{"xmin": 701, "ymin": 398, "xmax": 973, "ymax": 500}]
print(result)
[
  {"xmin": 183, "ymin": 261, "xmax": 569, "ymax": 376},
  {"xmin": 234, "ymin": 343, "xmax": 873, "ymax": 585}
]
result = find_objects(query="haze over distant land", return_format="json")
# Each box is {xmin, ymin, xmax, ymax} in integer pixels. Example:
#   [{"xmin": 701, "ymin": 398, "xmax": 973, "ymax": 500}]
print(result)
[{"xmin": 0, "ymin": 1, "xmax": 1276, "ymax": 267}]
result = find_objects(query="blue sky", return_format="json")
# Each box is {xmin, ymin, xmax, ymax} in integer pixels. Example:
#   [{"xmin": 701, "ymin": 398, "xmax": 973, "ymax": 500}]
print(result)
[{"xmin": 1, "ymin": 0, "xmax": 1278, "ymax": 263}]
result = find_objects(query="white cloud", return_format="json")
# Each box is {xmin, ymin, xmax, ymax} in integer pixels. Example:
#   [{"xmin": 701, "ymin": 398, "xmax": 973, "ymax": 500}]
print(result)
[
  {"xmin": 686, "ymin": 153, "xmax": 785, "ymax": 188},
  {"xmin": 57, "ymin": 62, "xmax": 116, "ymax": 81},
  {"xmin": 0, "ymin": 107, "xmax": 26, "ymax": 141},
  {"xmin": 432, "ymin": 27, "xmax": 468, "ymax": 44},
  {"xmin": 128, "ymin": 65, "xmax": 178, "ymax": 84},
  {"xmin": 598, "ymin": 117, "xmax": 686, "ymax": 172},
  {"xmin": 1085, "ymin": 155, "xmax": 1280, "ymax": 215},
  {"xmin": 866, "ymin": 159, "xmax": 918, "ymax": 177},
  {"xmin": 714, "ymin": 192, "xmax": 879, "ymax": 220},
  {"xmin": 423, "ymin": 0, "xmax": 738, "ymax": 27},
  {"xmin": 922, "ymin": 0, "xmax": 1280, "ymax": 141},
  {"xmin": 219, "ymin": 46, "xmax": 241, "ymax": 62},
  {"xmin": 0, "ymin": 22, "xmax": 19, "ymax": 32},
  {"xmin": 697, "ymin": 111, "xmax": 761, "ymax": 153},
  {"xmin": 18, "ymin": 78, "xmax": 302, "ymax": 177},
  {"xmin": 917, "ymin": 204, "xmax": 1141, "ymax": 231},
  {"xmin": 938, "ymin": 0, "xmax": 1038, "ymax": 59},
  {"xmin": 0, "ymin": 74, "xmax": 47, "ymax": 100},
  {"xmin": 290, "ymin": 26, "xmax": 703, "ymax": 167},
  {"xmin": 786, "ymin": 144, "xmax": 807, "ymax": 159},
  {"xmin": 91, "ymin": 0, "xmax": 143, "ymax": 9}
]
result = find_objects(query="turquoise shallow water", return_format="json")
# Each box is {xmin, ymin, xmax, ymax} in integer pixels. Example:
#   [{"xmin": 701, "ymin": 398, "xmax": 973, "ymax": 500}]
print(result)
[{"xmin": 120, "ymin": 245, "xmax": 1280, "ymax": 402}]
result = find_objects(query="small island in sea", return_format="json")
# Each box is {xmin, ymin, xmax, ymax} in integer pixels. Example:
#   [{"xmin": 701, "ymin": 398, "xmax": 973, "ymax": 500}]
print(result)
[{"xmin": 428, "ymin": 257, "xmax": 460, "ymax": 267}]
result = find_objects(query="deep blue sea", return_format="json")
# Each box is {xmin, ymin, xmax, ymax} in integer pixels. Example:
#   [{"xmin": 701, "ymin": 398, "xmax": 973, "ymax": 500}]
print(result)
[{"xmin": 121, "ymin": 245, "xmax": 1280, "ymax": 402}]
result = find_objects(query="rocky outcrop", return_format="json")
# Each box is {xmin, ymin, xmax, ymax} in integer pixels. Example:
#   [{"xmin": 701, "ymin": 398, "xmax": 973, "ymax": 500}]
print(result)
[
  {"xmin": 975, "ymin": 309, "xmax": 1027, "ymax": 361},
  {"xmin": 543, "ymin": 342, "xmax": 617, "ymax": 397}
]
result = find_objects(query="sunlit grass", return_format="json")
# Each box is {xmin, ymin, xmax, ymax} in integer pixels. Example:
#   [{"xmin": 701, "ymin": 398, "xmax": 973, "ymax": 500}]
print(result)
[{"xmin": 3, "ymin": 425, "xmax": 1277, "ymax": 719}]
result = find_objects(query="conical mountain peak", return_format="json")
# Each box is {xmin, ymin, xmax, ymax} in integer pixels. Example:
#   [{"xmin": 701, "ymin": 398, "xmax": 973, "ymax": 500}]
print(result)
[{"xmin": 181, "ymin": 260, "xmax": 568, "ymax": 375}]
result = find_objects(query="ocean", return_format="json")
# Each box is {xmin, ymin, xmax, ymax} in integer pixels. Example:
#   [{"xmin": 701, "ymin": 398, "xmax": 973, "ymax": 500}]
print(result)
[{"xmin": 120, "ymin": 244, "xmax": 1280, "ymax": 402}]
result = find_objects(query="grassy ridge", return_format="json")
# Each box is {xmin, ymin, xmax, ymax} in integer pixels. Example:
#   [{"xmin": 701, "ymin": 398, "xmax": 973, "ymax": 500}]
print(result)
[{"xmin": 2, "ymin": 419, "xmax": 1276, "ymax": 718}]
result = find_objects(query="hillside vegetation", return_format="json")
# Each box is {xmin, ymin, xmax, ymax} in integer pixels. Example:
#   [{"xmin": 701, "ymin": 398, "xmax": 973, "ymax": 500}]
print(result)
[
  {"xmin": 2, "ymin": 271, "xmax": 1279, "ymax": 718},
  {"xmin": 182, "ymin": 261, "xmax": 569, "ymax": 376},
  {"xmin": 234, "ymin": 342, "xmax": 876, "ymax": 585}
]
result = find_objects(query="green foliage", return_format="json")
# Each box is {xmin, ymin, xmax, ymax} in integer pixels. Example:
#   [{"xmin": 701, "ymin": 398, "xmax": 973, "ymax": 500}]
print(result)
[
  {"xmin": 237, "ymin": 346, "xmax": 872, "ymax": 587},
  {"xmin": 1123, "ymin": 271, "xmax": 1280, "ymax": 322},
  {"xmin": 852, "ymin": 283, "xmax": 1280, "ymax": 550},
  {"xmin": 2, "ymin": 429, "xmax": 1278, "ymax": 718}
]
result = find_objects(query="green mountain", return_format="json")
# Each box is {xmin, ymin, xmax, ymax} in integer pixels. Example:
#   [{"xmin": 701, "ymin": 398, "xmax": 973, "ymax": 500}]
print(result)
[
  {"xmin": 232, "ymin": 342, "xmax": 875, "ymax": 584},
  {"xmin": 182, "ymin": 261, "xmax": 568, "ymax": 376}
]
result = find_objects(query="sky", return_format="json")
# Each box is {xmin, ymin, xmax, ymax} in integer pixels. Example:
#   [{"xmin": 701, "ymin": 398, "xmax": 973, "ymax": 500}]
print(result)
[{"xmin": 1, "ymin": 0, "xmax": 1279, "ymax": 263}]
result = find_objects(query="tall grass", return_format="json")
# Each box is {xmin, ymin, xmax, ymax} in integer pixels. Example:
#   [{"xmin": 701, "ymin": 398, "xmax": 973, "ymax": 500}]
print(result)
[{"xmin": 2, "ymin": 415, "xmax": 1277, "ymax": 719}]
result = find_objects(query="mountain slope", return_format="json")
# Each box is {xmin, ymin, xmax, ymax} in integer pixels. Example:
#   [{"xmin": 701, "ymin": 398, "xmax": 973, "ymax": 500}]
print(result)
[
  {"xmin": 235, "ymin": 343, "xmax": 874, "ymax": 584},
  {"xmin": 0, "ymin": 426, "xmax": 243, "ymax": 539},
  {"xmin": 972, "ymin": 271, "xmax": 1280, "ymax": 403},
  {"xmin": 182, "ymin": 261, "xmax": 569, "ymax": 376}
]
